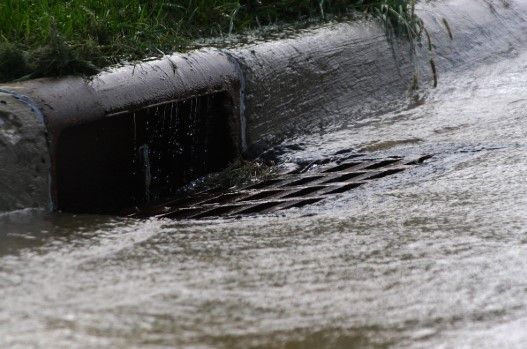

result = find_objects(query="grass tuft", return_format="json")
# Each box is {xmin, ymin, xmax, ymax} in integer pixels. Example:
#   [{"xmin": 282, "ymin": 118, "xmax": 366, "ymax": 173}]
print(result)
[
  {"xmin": 370, "ymin": 0, "xmax": 424, "ymax": 38},
  {"xmin": 0, "ymin": 43, "xmax": 30, "ymax": 82},
  {"xmin": 31, "ymin": 24, "xmax": 99, "ymax": 79}
]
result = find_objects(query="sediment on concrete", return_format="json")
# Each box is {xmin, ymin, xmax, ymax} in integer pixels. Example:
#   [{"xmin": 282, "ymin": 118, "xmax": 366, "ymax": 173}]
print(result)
[{"xmin": 0, "ymin": 0, "xmax": 526, "ymax": 213}]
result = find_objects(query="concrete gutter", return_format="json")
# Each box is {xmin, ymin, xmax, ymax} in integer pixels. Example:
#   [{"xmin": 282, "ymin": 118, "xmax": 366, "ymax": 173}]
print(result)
[{"xmin": 1, "ymin": 0, "xmax": 526, "ymax": 213}]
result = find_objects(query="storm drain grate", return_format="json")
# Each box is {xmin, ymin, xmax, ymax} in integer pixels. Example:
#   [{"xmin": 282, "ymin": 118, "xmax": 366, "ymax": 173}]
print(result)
[{"xmin": 129, "ymin": 154, "xmax": 432, "ymax": 220}]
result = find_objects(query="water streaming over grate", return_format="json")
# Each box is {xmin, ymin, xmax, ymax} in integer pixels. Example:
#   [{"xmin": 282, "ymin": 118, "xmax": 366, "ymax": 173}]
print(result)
[{"xmin": 130, "ymin": 154, "xmax": 432, "ymax": 220}]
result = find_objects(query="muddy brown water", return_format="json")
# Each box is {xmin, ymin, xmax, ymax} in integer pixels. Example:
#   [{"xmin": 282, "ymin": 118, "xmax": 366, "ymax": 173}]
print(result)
[
  {"xmin": 2, "ymin": 48, "xmax": 527, "ymax": 348},
  {"xmin": 3, "ymin": 6, "xmax": 527, "ymax": 349}
]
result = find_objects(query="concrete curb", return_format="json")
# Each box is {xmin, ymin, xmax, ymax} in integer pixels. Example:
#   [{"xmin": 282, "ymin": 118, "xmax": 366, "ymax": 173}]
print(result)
[
  {"xmin": 232, "ymin": 0, "xmax": 527, "ymax": 156},
  {"xmin": 0, "ymin": 90, "xmax": 49, "ymax": 211},
  {"xmin": 5, "ymin": 49, "xmax": 241, "ymax": 212},
  {"xmin": 1, "ymin": 0, "xmax": 526, "ymax": 213}
]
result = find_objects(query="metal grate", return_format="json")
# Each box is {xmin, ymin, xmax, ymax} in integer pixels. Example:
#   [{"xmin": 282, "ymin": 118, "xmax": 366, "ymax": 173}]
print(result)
[{"xmin": 130, "ymin": 154, "xmax": 432, "ymax": 220}]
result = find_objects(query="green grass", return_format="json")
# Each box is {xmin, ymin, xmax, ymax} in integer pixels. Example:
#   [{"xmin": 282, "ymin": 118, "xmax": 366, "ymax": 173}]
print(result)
[{"xmin": 0, "ymin": 0, "xmax": 421, "ymax": 82}]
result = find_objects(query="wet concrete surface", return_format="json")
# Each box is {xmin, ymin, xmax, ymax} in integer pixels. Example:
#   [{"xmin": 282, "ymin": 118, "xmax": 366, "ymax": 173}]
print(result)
[
  {"xmin": 1, "ymin": 24, "xmax": 527, "ymax": 347},
  {"xmin": 0, "ymin": 92, "xmax": 49, "ymax": 211},
  {"xmin": 234, "ymin": 0, "xmax": 527, "ymax": 156}
]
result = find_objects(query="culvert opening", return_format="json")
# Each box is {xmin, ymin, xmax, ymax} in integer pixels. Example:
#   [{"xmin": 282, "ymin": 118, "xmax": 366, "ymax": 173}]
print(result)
[{"xmin": 54, "ymin": 91, "xmax": 238, "ymax": 213}]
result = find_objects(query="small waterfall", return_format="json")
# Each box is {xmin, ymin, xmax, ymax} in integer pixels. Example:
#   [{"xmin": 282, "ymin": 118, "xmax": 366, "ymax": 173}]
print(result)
[{"xmin": 138, "ymin": 144, "xmax": 151, "ymax": 203}]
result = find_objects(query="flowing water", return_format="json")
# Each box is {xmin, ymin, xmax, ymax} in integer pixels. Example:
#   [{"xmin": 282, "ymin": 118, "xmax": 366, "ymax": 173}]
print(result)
[{"xmin": 3, "ymin": 6, "xmax": 527, "ymax": 349}]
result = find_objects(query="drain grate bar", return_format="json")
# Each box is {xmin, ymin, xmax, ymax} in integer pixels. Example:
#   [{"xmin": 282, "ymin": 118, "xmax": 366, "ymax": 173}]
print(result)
[{"xmin": 130, "ymin": 154, "xmax": 432, "ymax": 220}]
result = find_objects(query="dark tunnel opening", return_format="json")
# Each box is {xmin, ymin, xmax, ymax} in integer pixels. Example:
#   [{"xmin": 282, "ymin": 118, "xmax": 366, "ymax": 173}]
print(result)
[{"xmin": 54, "ymin": 91, "xmax": 238, "ymax": 213}]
